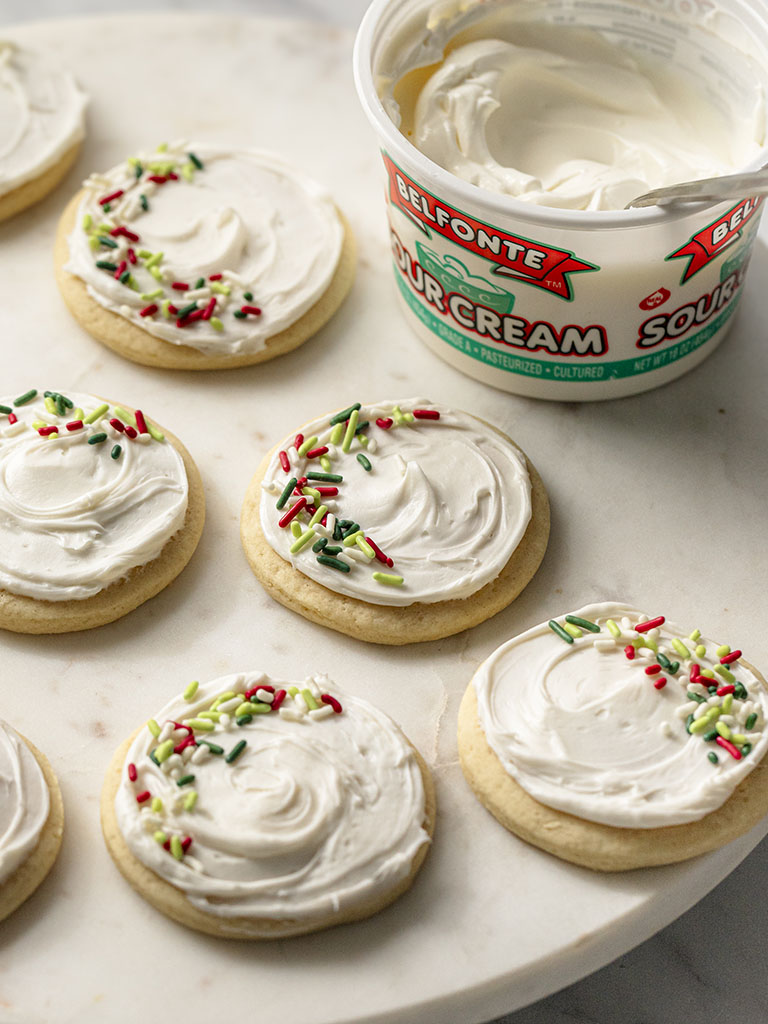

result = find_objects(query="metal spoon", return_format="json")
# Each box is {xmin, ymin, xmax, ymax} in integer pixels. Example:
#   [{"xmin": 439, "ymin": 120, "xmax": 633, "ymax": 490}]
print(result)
[{"xmin": 626, "ymin": 168, "xmax": 768, "ymax": 209}]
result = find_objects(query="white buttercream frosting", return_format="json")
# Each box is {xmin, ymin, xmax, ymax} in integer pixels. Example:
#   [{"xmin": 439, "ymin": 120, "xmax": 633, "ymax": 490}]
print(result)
[
  {"xmin": 473, "ymin": 602, "xmax": 768, "ymax": 828},
  {"xmin": 0, "ymin": 40, "xmax": 87, "ymax": 197},
  {"xmin": 0, "ymin": 390, "xmax": 188, "ymax": 602},
  {"xmin": 64, "ymin": 142, "xmax": 344, "ymax": 355},
  {"xmin": 259, "ymin": 399, "xmax": 532, "ymax": 607},
  {"xmin": 401, "ymin": 25, "xmax": 764, "ymax": 211},
  {"xmin": 113, "ymin": 672, "xmax": 430, "ymax": 923},
  {"xmin": 0, "ymin": 720, "xmax": 49, "ymax": 885}
]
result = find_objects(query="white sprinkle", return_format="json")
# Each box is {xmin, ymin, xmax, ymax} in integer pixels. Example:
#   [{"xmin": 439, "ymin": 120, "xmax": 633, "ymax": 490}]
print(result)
[
  {"xmin": 309, "ymin": 705, "xmax": 334, "ymax": 721},
  {"xmin": 190, "ymin": 745, "xmax": 211, "ymax": 764},
  {"xmin": 676, "ymin": 701, "xmax": 699, "ymax": 718},
  {"xmin": 594, "ymin": 640, "xmax": 616, "ymax": 653},
  {"xmin": 216, "ymin": 697, "xmax": 241, "ymax": 714},
  {"xmin": 293, "ymin": 693, "xmax": 309, "ymax": 714},
  {"xmin": 256, "ymin": 688, "xmax": 274, "ymax": 704},
  {"xmin": 659, "ymin": 721, "xmax": 675, "ymax": 738},
  {"xmin": 279, "ymin": 707, "xmax": 308, "ymax": 723},
  {"xmin": 158, "ymin": 722, "xmax": 174, "ymax": 743}
]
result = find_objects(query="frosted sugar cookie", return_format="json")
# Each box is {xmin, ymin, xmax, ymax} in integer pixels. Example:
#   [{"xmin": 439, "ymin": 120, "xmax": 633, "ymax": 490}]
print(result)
[
  {"xmin": 0, "ymin": 41, "xmax": 87, "ymax": 222},
  {"xmin": 101, "ymin": 672, "xmax": 435, "ymax": 938},
  {"xmin": 0, "ymin": 720, "xmax": 64, "ymax": 922},
  {"xmin": 241, "ymin": 399, "xmax": 549, "ymax": 644},
  {"xmin": 459, "ymin": 602, "xmax": 768, "ymax": 871},
  {"xmin": 0, "ymin": 388, "xmax": 204, "ymax": 633},
  {"xmin": 55, "ymin": 142, "xmax": 355, "ymax": 369}
]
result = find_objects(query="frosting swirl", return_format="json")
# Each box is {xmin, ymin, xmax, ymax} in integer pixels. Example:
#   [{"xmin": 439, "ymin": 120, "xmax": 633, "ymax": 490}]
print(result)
[
  {"xmin": 473, "ymin": 602, "xmax": 768, "ymax": 828},
  {"xmin": 0, "ymin": 41, "xmax": 87, "ymax": 197},
  {"xmin": 0, "ymin": 389, "xmax": 188, "ymax": 601},
  {"xmin": 113, "ymin": 672, "xmax": 430, "ymax": 922},
  {"xmin": 0, "ymin": 720, "xmax": 49, "ymax": 885},
  {"xmin": 258, "ymin": 399, "xmax": 532, "ymax": 606},
  {"xmin": 64, "ymin": 143, "xmax": 344, "ymax": 355}
]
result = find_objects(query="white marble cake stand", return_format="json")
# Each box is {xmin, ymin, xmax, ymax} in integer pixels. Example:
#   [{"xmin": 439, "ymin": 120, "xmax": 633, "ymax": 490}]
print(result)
[{"xmin": 1, "ymin": 14, "xmax": 767, "ymax": 1024}]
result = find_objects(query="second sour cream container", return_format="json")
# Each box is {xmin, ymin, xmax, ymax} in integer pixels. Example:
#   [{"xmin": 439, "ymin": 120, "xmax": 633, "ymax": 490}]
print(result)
[{"xmin": 354, "ymin": 0, "xmax": 768, "ymax": 400}]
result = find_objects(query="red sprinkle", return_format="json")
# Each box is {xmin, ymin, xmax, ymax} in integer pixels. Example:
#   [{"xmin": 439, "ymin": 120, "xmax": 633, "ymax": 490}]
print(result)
[
  {"xmin": 321, "ymin": 694, "xmax": 343, "ymax": 714},
  {"xmin": 720, "ymin": 650, "xmax": 742, "ymax": 664},
  {"xmin": 125, "ymin": 425, "xmax": 138, "ymax": 439},
  {"xmin": 127, "ymin": 247, "xmax": 137, "ymax": 265},
  {"xmin": 635, "ymin": 616, "xmax": 665, "ymax": 633},
  {"xmin": 110, "ymin": 417, "xmax": 125, "ymax": 433},
  {"xmin": 305, "ymin": 446, "xmax": 329, "ymax": 459},
  {"xmin": 366, "ymin": 536, "xmax": 390, "ymax": 566},
  {"xmin": 315, "ymin": 486, "xmax": 338, "ymax": 497},
  {"xmin": 201, "ymin": 297, "xmax": 216, "ymax": 321},
  {"xmin": 294, "ymin": 434, "xmax": 304, "ymax": 450},
  {"xmin": 376, "ymin": 417, "xmax": 394, "ymax": 430},
  {"xmin": 240, "ymin": 305, "xmax": 262, "ymax": 315},
  {"xmin": 653, "ymin": 677, "xmax": 667, "ymax": 690},
  {"xmin": 167, "ymin": 172, "xmax": 179, "ymax": 181},
  {"xmin": 244, "ymin": 683, "xmax": 275, "ymax": 700},
  {"xmin": 140, "ymin": 304, "xmax": 158, "ymax": 317},
  {"xmin": 171, "ymin": 281, "xmax": 189, "ymax": 291},
  {"xmin": 272, "ymin": 689, "xmax": 287, "ymax": 711},
  {"xmin": 114, "ymin": 260, "xmax": 127, "ymax": 280},
  {"xmin": 167, "ymin": 304, "xmax": 179, "ymax": 315},
  {"xmin": 134, "ymin": 409, "xmax": 148, "ymax": 434},
  {"xmin": 37, "ymin": 425, "xmax": 58, "ymax": 436},
  {"xmin": 99, "ymin": 189, "xmax": 123, "ymax": 206},
  {"xmin": 147, "ymin": 174, "xmax": 167, "ymax": 184},
  {"xmin": 278, "ymin": 450, "xmax": 291, "ymax": 473},
  {"xmin": 66, "ymin": 419, "xmax": 84, "ymax": 431},
  {"xmin": 716, "ymin": 684, "xmax": 736, "ymax": 696},
  {"xmin": 278, "ymin": 497, "xmax": 307, "ymax": 528},
  {"xmin": 690, "ymin": 664, "xmax": 701, "ymax": 681},
  {"xmin": 624, "ymin": 644, "xmax": 636, "ymax": 660},
  {"xmin": 136, "ymin": 790, "xmax": 151, "ymax": 803},
  {"xmin": 181, "ymin": 837, "xmax": 193, "ymax": 853},
  {"xmin": 176, "ymin": 310, "xmax": 204, "ymax": 328},
  {"xmin": 208, "ymin": 273, "xmax": 223, "ymax": 281},
  {"xmin": 8, "ymin": 413, "xmax": 16, "ymax": 425},
  {"xmin": 296, "ymin": 476, "xmax": 307, "ymax": 488},
  {"xmin": 128, "ymin": 763, "xmax": 137, "ymax": 782},
  {"xmin": 413, "ymin": 409, "xmax": 440, "ymax": 420},
  {"xmin": 716, "ymin": 736, "xmax": 742, "ymax": 760},
  {"xmin": 645, "ymin": 664, "xmax": 662, "ymax": 675},
  {"xmin": 110, "ymin": 225, "xmax": 140, "ymax": 243},
  {"xmin": 173, "ymin": 735, "xmax": 197, "ymax": 755}
]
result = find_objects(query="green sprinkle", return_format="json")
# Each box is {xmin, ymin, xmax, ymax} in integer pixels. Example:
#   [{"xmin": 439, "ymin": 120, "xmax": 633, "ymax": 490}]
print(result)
[
  {"xmin": 317, "ymin": 554, "xmax": 350, "ymax": 573},
  {"xmin": 715, "ymin": 664, "xmax": 736, "ymax": 684},
  {"xmin": 111, "ymin": 444, "xmax": 122, "ymax": 460},
  {"xmin": 194, "ymin": 277, "xmax": 205, "ymax": 290},
  {"xmin": 161, "ymin": 300, "xmax": 173, "ymax": 321},
  {"xmin": 312, "ymin": 537, "xmax": 328, "ymax": 553},
  {"xmin": 672, "ymin": 638, "xmax": 690, "ymax": 658},
  {"xmin": 82, "ymin": 213, "xmax": 93, "ymax": 230},
  {"xmin": 186, "ymin": 718, "xmax": 215, "ymax": 732},
  {"xmin": 291, "ymin": 521, "xmax": 302, "ymax": 538},
  {"xmin": 154, "ymin": 830, "xmax": 167, "ymax": 844},
  {"xmin": 249, "ymin": 702, "xmax": 272, "ymax": 714},
  {"xmin": 341, "ymin": 522, "xmax": 360, "ymax": 539},
  {"xmin": 176, "ymin": 774, "xmax": 195, "ymax": 787},
  {"xmin": 183, "ymin": 791, "xmax": 198, "ymax": 811},
  {"xmin": 695, "ymin": 644, "xmax": 707, "ymax": 658},
  {"xmin": 210, "ymin": 282, "xmax": 231, "ymax": 295},
  {"xmin": 225, "ymin": 740, "xmax": 247, "ymax": 764},
  {"xmin": 145, "ymin": 420, "xmax": 165, "ymax": 442},
  {"xmin": 144, "ymin": 251, "xmax": 164, "ymax": 269},
  {"xmin": 742, "ymin": 743, "xmax": 753, "ymax": 756},
  {"xmin": 372, "ymin": 572, "xmax": 404, "ymax": 586},
  {"xmin": 746, "ymin": 713, "xmax": 758, "ymax": 730},
  {"xmin": 548, "ymin": 620, "xmax": 574, "ymax": 644},
  {"xmin": 342, "ymin": 529, "xmax": 363, "ymax": 547},
  {"xmin": 181, "ymin": 163, "xmax": 194, "ymax": 181},
  {"xmin": 298, "ymin": 435, "xmax": 318, "ymax": 458},
  {"xmin": 210, "ymin": 691, "xmax": 235, "ymax": 709},
  {"xmin": 236, "ymin": 713, "xmax": 253, "ymax": 726},
  {"xmin": 687, "ymin": 692, "xmax": 707, "ymax": 703},
  {"xmin": 689, "ymin": 629, "xmax": 701, "ymax": 641},
  {"xmin": 323, "ymin": 545, "xmax": 342, "ymax": 556},
  {"xmin": 716, "ymin": 644, "xmax": 730, "ymax": 658},
  {"xmin": 101, "ymin": 204, "xmax": 111, "ymax": 212},
  {"xmin": 188, "ymin": 151, "xmax": 204, "ymax": 170},
  {"xmin": 722, "ymin": 694, "xmax": 734, "ymax": 714},
  {"xmin": 605, "ymin": 619, "xmax": 621, "ymax": 638},
  {"xmin": 301, "ymin": 689, "xmax": 319, "ymax": 711},
  {"xmin": 564, "ymin": 615, "xmax": 601, "ymax": 633},
  {"xmin": 183, "ymin": 680, "xmax": 199, "ymax": 701},
  {"xmin": 732, "ymin": 733, "xmax": 746, "ymax": 744},
  {"xmin": 97, "ymin": 235, "xmax": 118, "ymax": 248},
  {"xmin": 287, "ymin": 687, "xmax": 299, "ymax": 697},
  {"xmin": 149, "ymin": 750, "xmax": 159, "ymax": 766},
  {"xmin": 147, "ymin": 719, "xmax": 161, "ymax": 738},
  {"xmin": 243, "ymin": 291, "xmax": 253, "ymax": 301},
  {"xmin": 155, "ymin": 739, "xmax": 174, "ymax": 763},
  {"xmin": 44, "ymin": 396, "xmax": 57, "ymax": 415},
  {"xmin": 210, "ymin": 316, "xmax": 224, "ymax": 331},
  {"xmin": 308, "ymin": 505, "xmax": 328, "ymax": 528},
  {"xmin": 88, "ymin": 433, "xmax": 107, "ymax": 445},
  {"xmin": 563, "ymin": 622, "xmax": 582, "ymax": 638},
  {"xmin": 290, "ymin": 529, "xmax": 316, "ymax": 554},
  {"xmin": 306, "ymin": 472, "xmax": 342, "ymax": 483},
  {"xmin": 134, "ymin": 163, "xmax": 143, "ymax": 178},
  {"xmin": 0, "ymin": 405, "xmax": 11, "ymax": 414},
  {"xmin": 357, "ymin": 453, "xmax": 372, "ymax": 471},
  {"xmin": 703, "ymin": 729, "xmax": 719, "ymax": 742},
  {"xmin": 140, "ymin": 193, "xmax": 149, "ymax": 210},
  {"xmin": 119, "ymin": 270, "xmax": 131, "ymax": 285},
  {"xmin": 84, "ymin": 403, "xmax": 109, "ymax": 424},
  {"xmin": 177, "ymin": 301, "xmax": 199, "ymax": 320},
  {"xmin": 700, "ymin": 668, "xmax": 715, "ymax": 679},
  {"xmin": 356, "ymin": 536, "xmax": 375, "ymax": 558},
  {"xmin": 197, "ymin": 711, "xmax": 220, "ymax": 722},
  {"xmin": 715, "ymin": 721, "xmax": 732, "ymax": 740},
  {"xmin": 199, "ymin": 741, "xmax": 224, "ymax": 755},
  {"xmin": 657, "ymin": 651, "xmax": 672, "ymax": 669},
  {"xmin": 13, "ymin": 389, "xmax": 37, "ymax": 407},
  {"xmin": 329, "ymin": 402, "xmax": 362, "ymax": 426},
  {"xmin": 689, "ymin": 716, "xmax": 711, "ymax": 735},
  {"xmin": 735, "ymin": 683, "xmax": 748, "ymax": 700},
  {"xmin": 708, "ymin": 752, "xmax": 719, "ymax": 764},
  {"xmin": 151, "ymin": 797, "xmax": 163, "ymax": 813},
  {"xmin": 141, "ymin": 289, "xmax": 163, "ymax": 302},
  {"xmin": 170, "ymin": 835, "xmax": 184, "ymax": 860},
  {"xmin": 342, "ymin": 409, "xmax": 359, "ymax": 452},
  {"xmin": 233, "ymin": 310, "xmax": 247, "ymax": 319}
]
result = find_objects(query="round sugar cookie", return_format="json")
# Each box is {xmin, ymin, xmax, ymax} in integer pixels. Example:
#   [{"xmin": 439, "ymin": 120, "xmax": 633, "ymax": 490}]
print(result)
[
  {"xmin": 458, "ymin": 602, "xmax": 768, "ymax": 871},
  {"xmin": 0, "ymin": 41, "xmax": 87, "ymax": 223},
  {"xmin": 54, "ymin": 142, "xmax": 355, "ymax": 369},
  {"xmin": 241, "ymin": 399, "xmax": 549, "ymax": 645},
  {"xmin": 101, "ymin": 672, "xmax": 435, "ymax": 938},
  {"xmin": 0, "ymin": 388, "xmax": 204, "ymax": 634},
  {"xmin": 0, "ymin": 721, "xmax": 64, "ymax": 922}
]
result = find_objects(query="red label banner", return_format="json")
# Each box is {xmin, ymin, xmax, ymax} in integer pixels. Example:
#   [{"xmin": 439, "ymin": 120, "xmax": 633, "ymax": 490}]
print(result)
[
  {"xmin": 667, "ymin": 196, "xmax": 763, "ymax": 283},
  {"xmin": 383, "ymin": 154, "xmax": 598, "ymax": 301}
]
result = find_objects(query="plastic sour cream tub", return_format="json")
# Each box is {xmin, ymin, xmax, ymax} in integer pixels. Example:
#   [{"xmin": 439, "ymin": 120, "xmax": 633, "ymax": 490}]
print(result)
[{"xmin": 354, "ymin": 0, "xmax": 768, "ymax": 400}]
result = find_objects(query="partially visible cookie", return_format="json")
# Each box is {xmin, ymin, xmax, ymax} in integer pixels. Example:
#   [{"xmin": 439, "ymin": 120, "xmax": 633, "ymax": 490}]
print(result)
[
  {"xmin": 101, "ymin": 672, "xmax": 435, "ymax": 938},
  {"xmin": 0, "ymin": 41, "xmax": 86, "ymax": 222},
  {"xmin": 55, "ymin": 143, "xmax": 355, "ymax": 369},
  {"xmin": 241, "ymin": 399, "xmax": 549, "ymax": 644},
  {"xmin": 459, "ymin": 602, "xmax": 768, "ymax": 871},
  {"xmin": 0, "ymin": 720, "xmax": 64, "ymax": 922},
  {"xmin": 0, "ymin": 388, "xmax": 204, "ymax": 633}
]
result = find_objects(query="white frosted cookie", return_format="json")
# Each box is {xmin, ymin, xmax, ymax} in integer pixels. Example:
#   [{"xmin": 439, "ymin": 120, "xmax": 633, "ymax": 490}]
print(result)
[
  {"xmin": 0, "ymin": 720, "xmax": 64, "ymax": 922},
  {"xmin": 101, "ymin": 672, "xmax": 435, "ymax": 938},
  {"xmin": 0, "ymin": 41, "xmax": 87, "ymax": 222},
  {"xmin": 459, "ymin": 602, "xmax": 768, "ymax": 870},
  {"xmin": 55, "ymin": 142, "xmax": 355, "ymax": 369},
  {"xmin": 241, "ymin": 399, "xmax": 549, "ymax": 644},
  {"xmin": 0, "ymin": 387, "xmax": 204, "ymax": 633}
]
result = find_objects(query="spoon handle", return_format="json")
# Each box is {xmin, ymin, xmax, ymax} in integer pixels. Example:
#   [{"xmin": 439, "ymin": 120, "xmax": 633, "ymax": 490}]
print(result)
[{"xmin": 626, "ymin": 171, "xmax": 768, "ymax": 209}]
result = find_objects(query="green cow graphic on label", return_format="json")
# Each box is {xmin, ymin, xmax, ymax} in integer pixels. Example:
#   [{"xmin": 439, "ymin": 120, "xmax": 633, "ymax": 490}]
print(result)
[{"xmin": 416, "ymin": 242, "xmax": 515, "ymax": 315}]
